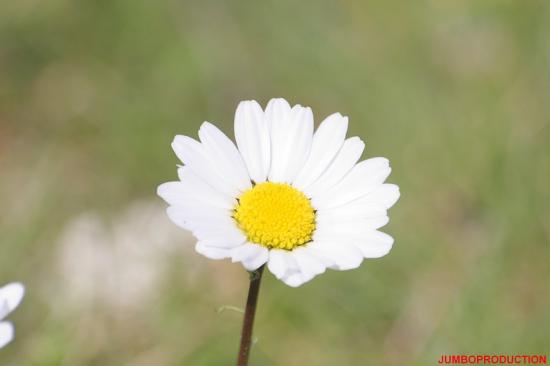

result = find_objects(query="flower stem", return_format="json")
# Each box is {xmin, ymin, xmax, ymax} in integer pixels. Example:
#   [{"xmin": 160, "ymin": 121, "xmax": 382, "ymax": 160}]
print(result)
[{"xmin": 236, "ymin": 265, "xmax": 265, "ymax": 366}]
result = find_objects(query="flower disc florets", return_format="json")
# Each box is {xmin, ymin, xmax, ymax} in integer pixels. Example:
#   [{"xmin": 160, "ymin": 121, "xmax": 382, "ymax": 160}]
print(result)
[{"xmin": 234, "ymin": 182, "xmax": 315, "ymax": 250}]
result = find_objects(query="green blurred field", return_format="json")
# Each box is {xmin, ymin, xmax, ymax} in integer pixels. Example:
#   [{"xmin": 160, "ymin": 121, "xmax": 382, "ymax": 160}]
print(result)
[{"xmin": 1, "ymin": 0, "xmax": 549, "ymax": 365}]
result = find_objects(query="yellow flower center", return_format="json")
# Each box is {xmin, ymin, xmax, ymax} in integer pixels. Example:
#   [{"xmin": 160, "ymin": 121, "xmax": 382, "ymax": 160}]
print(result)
[{"xmin": 233, "ymin": 182, "xmax": 316, "ymax": 250}]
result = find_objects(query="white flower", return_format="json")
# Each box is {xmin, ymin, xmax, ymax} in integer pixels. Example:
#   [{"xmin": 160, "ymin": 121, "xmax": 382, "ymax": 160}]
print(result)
[
  {"xmin": 0, "ymin": 282, "xmax": 25, "ymax": 348},
  {"xmin": 158, "ymin": 98, "xmax": 400, "ymax": 287}
]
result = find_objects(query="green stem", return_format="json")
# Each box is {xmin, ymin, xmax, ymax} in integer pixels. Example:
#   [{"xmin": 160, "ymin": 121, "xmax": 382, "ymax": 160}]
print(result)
[{"xmin": 236, "ymin": 265, "xmax": 265, "ymax": 366}]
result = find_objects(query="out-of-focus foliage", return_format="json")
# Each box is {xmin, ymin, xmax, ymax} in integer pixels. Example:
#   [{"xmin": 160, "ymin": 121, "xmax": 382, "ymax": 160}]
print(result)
[{"xmin": 1, "ymin": 0, "xmax": 549, "ymax": 365}]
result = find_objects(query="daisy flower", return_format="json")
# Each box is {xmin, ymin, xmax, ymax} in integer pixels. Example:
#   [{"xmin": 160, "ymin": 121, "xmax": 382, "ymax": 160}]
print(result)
[
  {"xmin": 0, "ymin": 282, "xmax": 25, "ymax": 349},
  {"xmin": 158, "ymin": 98, "xmax": 399, "ymax": 287}
]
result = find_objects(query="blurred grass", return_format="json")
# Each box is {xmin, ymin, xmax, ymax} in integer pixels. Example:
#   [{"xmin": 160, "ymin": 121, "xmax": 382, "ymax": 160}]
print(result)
[{"xmin": 1, "ymin": 0, "xmax": 550, "ymax": 365}]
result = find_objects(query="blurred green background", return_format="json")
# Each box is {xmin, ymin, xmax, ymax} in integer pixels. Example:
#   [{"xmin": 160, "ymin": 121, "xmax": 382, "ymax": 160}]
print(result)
[{"xmin": 1, "ymin": 0, "xmax": 549, "ymax": 365}]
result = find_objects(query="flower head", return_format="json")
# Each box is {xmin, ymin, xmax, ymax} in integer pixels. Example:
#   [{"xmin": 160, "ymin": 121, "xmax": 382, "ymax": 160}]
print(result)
[
  {"xmin": 158, "ymin": 98, "xmax": 399, "ymax": 287},
  {"xmin": 0, "ymin": 282, "xmax": 25, "ymax": 348}
]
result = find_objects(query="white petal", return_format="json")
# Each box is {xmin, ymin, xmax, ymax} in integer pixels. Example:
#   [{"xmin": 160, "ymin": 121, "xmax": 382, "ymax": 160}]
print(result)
[
  {"xmin": 315, "ymin": 185, "xmax": 399, "ymax": 222},
  {"xmin": 231, "ymin": 243, "xmax": 261, "ymax": 262},
  {"xmin": 267, "ymin": 101, "xmax": 314, "ymax": 183},
  {"xmin": 268, "ymin": 247, "xmax": 329, "ymax": 287},
  {"xmin": 157, "ymin": 180, "xmax": 234, "ymax": 211},
  {"xmin": 264, "ymin": 97, "xmax": 291, "ymax": 131},
  {"xmin": 267, "ymin": 249, "xmax": 286, "ymax": 279},
  {"xmin": 165, "ymin": 206, "xmax": 192, "ymax": 230},
  {"xmin": 157, "ymin": 181, "xmax": 206, "ymax": 210},
  {"xmin": 195, "ymin": 242, "xmax": 232, "ymax": 260},
  {"xmin": 234, "ymin": 100, "xmax": 270, "ymax": 183},
  {"xmin": 292, "ymin": 113, "xmax": 348, "ymax": 190},
  {"xmin": 198, "ymin": 122, "xmax": 251, "ymax": 192},
  {"xmin": 167, "ymin": 206, "xmax": 246, "ymax": 248},
  {"xmin": 280, "ymin": 272, "xmax": 308, "ymax": 287},
  {"xmin": 243, "ymin": 250, "xmax": 269, "ymax": 271},
  {"xmin": 166, "ymin": 204, "xmax": 234, "ymax": 232},
  {"xmin": 312, "ymin": 158, "xmax": 391, "ymax": 209},
  {"xmin": 313, "ymin": 217, "xmax": 390, "ymax": 242},
  {"xmin": 0, "ymin": 283, "xmax": 24, "ymax": 320},
  {"xmin": 157, "ymin": 182, "xmax": 186, "ymax": 206},
  {"xmin": 353, "ymin": 184, "xmax": 400, "ymax": 209},
  {"xmin": 291, "ymin": 247, "xmax": 326, "ymax": 281},
  {"xmin": 231, "ymin": 243, "xmax": 268, "ymax": 271},
  {"xmin": 353, "ymin": 231, "xmax": 394, "ymax": 258},
  {"xmin": 172, "ymin": 135, "xmax": 239, "ymax": 197},
  {"xmin": 315, "ymin": 203, "xmax": 387, "ymax": 223},
  {"xmin": 176, "ymin": 167, "xmax": 236, "ymax": 209},
  {"xmin": 267, "ymin": 249, "xmax": 298, "ymax": 279},
  {"xmin": 191, "ymin": 223, "xmax": 246, "ymax": 249},
  {"xmin": 165, "ymin": 201, "xmax": 233, "ymax": 223},
  {"xmin": 304, "ymin": 137, "xmax": 364, "ymax": 197},
  {"xmin": 0, "ymin": 322, "xmax": 14, "ymax": 349},
  {"xmin": 307, "ymin": 241, "xmax": 364, "ymax": 270}
]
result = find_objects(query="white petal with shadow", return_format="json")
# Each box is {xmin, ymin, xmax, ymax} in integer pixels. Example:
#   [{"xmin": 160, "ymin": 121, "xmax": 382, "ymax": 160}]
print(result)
[
  {"xmin": 0, "ymin": 322, "xmax": 14, "ymax": 349},
  {"xmin": 0, "ymin": 283, "xmax": 24, "ymax": 320},
  {"xmin": 267, "ymin": 101, "xmax": 313, "ymax": 183},
  {"xmin": 195, "ymin": 242, "xmax": 232, "ymax": 260},
  {"xmin": 292, "ymin": 113, "xmax": 348, "ymax": 190},
  {"xmin": 234, "ymin": 100, "xmax": 271, "ymax": 183},
  {"xmin": 231, "ymin": 243, "xmax": 269, "ymax": 271},
  {"xmin": 312, "ymin": 158, "xmax": 391, "ymax": 209},
  {"xmin": 199, "ymin": 122, "xmax": 251, "ymax": 192},
  {"xmin": 352, "ymin": 231, "xmax": 394, "ymax": 258},
  {"xmin": 306, "ymin": 241, "xmax": 364, "ymax": 271},
  {"xmin": 304, "ymin": 136, "xmax": 364, "ymax": 197},
  {"xmin": 172, "ymin": 135, "xmax": 239, "ymax": 197}
]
